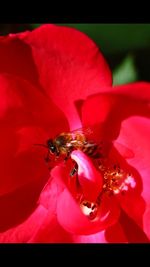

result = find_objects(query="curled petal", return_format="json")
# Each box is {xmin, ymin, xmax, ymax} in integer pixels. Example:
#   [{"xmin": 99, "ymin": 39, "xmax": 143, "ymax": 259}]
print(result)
[
  {"xmin": 57, "ymin": 187, "xmax": 120, "ymax": 235},
  {"xmin": 71, "ymin": 150, "xmax": 103, "ymax": 201},
  {"xmin": 52, "ymin": 164, "xmax": 120, "ymax": 235}
]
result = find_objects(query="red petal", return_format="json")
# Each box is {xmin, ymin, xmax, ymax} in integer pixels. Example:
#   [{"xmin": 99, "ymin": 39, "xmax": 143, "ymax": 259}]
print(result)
[
  {"xmin": 32, "ymin": 174, "xmax": 73, "ymax": 243},
  {"xmin": 115, "ymin": 115, "xmax": 150, "ymax": 240},
  {"xmin": 0, "ymin": 33, "xmax": 39, "ymax": 88},
  {"xmin": 57, "ymin": 188, "xmax": 120, "ymax": 235},
  {"xmin": 20, "ymin": 24, "xmax": 112, "ymax": 129},
  {"xmin": 82, "ymin": 93, "xmax": 116, "ymax": 127},
  {"xmin": 105, "ymin": 221, "xmax": 128, "ymax": 243},
  {"xmin": 52, "ymin": 165, "xmax": 120, "ymax": 235},
  {"xmin": 0, "ymin": 73, "xmax": 69, "ymax": 135},
  {"xmin": 112, "ymin": 82, "xmax": 150, "ymax": 101},
  {"xmin": 72, "ymin": 230, "xmax": 107, "ymax": 243},
  {"xmin": 118, "ymin": 210, "xmax": 150, "ymax": 243},
  {"xmin": 82, "ymin": 93, "xmax": 117, "ymax": 142},
  {"xmin": 0, "ymin": 73, "xmax": 68, "ymax": 196},
  {"xmin": 82, "ymin": 82, "xmax": 150, "ymax": 240},
  {"xmin": 38, "ymin": 172, "xmax": 65, "ymax": 211},
  {"xmin": 29, "ymin": 215, "xmax": 73, "ymax": 243},
  {"xmin": 82, "ymin": 85, "xmax": 150, "ymax": 142},
  {"xmin": 71, "ymin": 150, "xmax": 103, "ymax": 201},
  {"xmin": 89, "ymin": 82, "xmax": 150, "ymax": 100},
  {"xmin": 0, "ymin": 204, "xmax": 47, "ymax": 243},
  {"xmin": 143, "ymin": 207, "xmax": 150, "ymax": 240},
  {"xmin": 0, "ymin": 177, "xmax": 49, "ymax": 233}
]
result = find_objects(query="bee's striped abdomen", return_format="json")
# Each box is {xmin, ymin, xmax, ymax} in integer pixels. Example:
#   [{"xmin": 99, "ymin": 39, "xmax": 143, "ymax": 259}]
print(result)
[{"xmin": 82, "ymin": 143, "xmax": 100, "ymax": 159}]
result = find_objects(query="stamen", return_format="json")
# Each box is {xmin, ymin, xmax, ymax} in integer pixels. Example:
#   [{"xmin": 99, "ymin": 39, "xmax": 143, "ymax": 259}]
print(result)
[
  {"xmin": 98, "ymin": 160, "xmax": 135, "ymax": 195},
  {"xmin": 76, "ymin": 160, "xmax": 134, "ymax": 221},
  {"xmin": 70, "ymin": 147, "xmax": 135, "ymax": 222},
  {"xmin": 80, "ymin": 199, "xmax": 99, "ymax": 220}
]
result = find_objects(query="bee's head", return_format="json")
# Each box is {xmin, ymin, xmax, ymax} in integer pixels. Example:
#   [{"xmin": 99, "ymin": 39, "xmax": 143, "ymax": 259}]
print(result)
[{"xmin": 47, "ymin": 139, "xmax": 57, "ymax": 154}]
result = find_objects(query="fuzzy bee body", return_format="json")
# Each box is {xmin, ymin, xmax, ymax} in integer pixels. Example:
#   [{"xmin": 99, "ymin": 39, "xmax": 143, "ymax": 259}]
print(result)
[
  {"xmin": 34, "ymin": 127, "xmax": 102, "ymax": 176},
  {"xmin": 46, "ymin": 129, "xmax": 101, "ymax": 161}
]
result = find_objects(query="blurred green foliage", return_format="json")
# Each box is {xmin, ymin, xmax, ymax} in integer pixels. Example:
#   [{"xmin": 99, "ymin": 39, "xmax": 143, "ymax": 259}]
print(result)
[
  {"xmin": 113, "ymin": 54, "xmax": 138, "ymax": 85},
  {"xmin": 0, "ymin": 23, "xmax": 150, "ymax": 84}
]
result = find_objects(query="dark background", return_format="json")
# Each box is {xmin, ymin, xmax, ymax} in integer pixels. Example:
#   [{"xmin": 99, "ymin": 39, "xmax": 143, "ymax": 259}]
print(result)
[{"xmin": 0, "ymin": 23, "xmax": 150, "ymax": 85}]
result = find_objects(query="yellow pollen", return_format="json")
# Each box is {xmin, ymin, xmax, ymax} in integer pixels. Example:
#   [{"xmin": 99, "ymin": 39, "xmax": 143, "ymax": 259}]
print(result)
[
  {"xmin": 80, "ymin": 200, "xmax": 99, "ymax": 220},
  {"xmin": 98, "ymin": 160, "xmax": 134, "ymax": 195},
  {"xmin": 75, "ymin": 157, "xmax": 135, "ymax": 221}
]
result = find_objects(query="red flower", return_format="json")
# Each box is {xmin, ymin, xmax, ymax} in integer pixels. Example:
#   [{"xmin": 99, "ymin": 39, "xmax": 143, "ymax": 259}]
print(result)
[{"xmin": 0, "ymin": 24, "xmax": 150, "ymax": 243}]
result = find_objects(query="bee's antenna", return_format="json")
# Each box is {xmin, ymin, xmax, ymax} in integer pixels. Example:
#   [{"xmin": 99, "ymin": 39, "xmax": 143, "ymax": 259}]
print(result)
[{"xmin": 33, "ymin": 143, "xmax": 48, "ymax": 149}]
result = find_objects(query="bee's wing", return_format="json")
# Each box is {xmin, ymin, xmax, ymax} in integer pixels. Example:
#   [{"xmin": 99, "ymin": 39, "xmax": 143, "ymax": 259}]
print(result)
[
  {"xmin": 69, "ymin": 126, "xmax": 111, "ymax": 157},
  {"xmin": 59, "ymin": 127, "xmax": 134, "ymax": 160},
  {"xmin": 65, "ymin": 126, "xmax": 99, "ymax": 148},
  {"xmin": 68, "ymin": 126, "xmax": 94, "ymax": 142},
  {"xmin": 70, "ymin": 126, "xmax": 94, "ymax": 136}
]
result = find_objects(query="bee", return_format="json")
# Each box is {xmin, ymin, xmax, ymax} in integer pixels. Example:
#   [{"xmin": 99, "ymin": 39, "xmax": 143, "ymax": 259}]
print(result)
[{"xmin": 35, "ymin": 127, "xmax": 102, "ymax": 176}]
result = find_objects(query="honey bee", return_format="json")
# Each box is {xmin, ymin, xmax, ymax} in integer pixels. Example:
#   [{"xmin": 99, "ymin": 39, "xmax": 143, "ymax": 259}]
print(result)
[{"xmin": 35, "ymin": 127, "xmax": 102, "ymax": 176}]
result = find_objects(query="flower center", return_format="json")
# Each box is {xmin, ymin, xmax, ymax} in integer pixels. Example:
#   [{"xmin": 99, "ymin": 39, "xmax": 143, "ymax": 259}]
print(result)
[
  {"xmin": 70, "ymin": 148, "xmax": 136, "ymax": 222},
  {"xmin": 98, "ymin": 160, "xmax": 135, "ymax": 195},
  {"xmin": 73, "ymin": 159, "xmax": 135, "ymax": 221}
]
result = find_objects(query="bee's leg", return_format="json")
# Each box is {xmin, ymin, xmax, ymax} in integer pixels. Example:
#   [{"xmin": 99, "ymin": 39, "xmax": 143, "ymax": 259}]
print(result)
[
  {"xmin": 44, "ymin": 151, "xmax": 52, "ymax": 171},
  {"xmin": 70, "ymin": 162, "xmax": 78, "ymax": 177},
  {"xmin": 44, "ymin": 150, "xmax": 50, "ymax": 163},
  {"xmin": 64, "ymin": 149, "xmax": 71, "ymax": 162},
  {"xmin": 64, "ymin": 156, "xmax": 69, "ymax": 162},
  {"xmin": 70, "ymin": 163, "xmax": 81, "ymax": 189}
]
